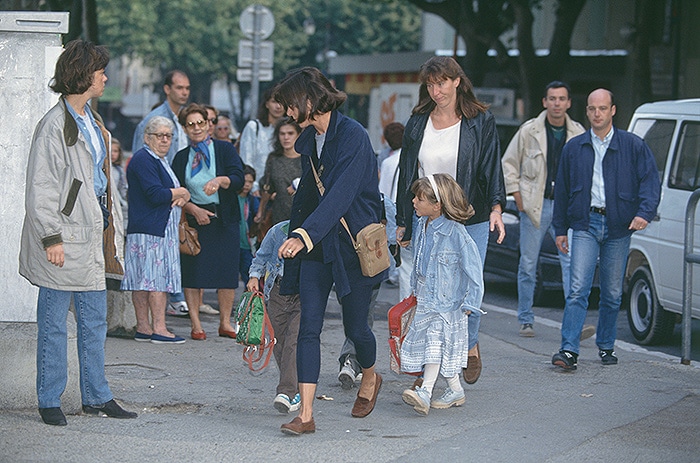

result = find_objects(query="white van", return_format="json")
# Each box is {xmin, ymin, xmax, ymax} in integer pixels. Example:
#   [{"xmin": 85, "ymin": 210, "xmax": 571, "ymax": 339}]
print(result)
[{"xmin": 625, "ymin": 99, "xmax": 700, "ymax": 344}]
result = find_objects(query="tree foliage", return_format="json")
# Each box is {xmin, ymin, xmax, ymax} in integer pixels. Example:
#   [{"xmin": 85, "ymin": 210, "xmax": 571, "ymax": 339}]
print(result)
[
  {"xmin": 405, "ymin": 0, "xmax": 585, "ymax": 117},
  {"xmin": 97, "ymin": 0, "xmax": 421, "ymax": 101}
]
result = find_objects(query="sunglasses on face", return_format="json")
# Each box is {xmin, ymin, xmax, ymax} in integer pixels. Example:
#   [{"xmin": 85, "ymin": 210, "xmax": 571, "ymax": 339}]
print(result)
[{"xmin": 186, "ymin": 119, "xmax": 208, "ymax": 128}]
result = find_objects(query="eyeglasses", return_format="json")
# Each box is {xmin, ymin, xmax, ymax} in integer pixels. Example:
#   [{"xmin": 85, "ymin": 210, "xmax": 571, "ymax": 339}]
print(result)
[
  {"xmin": 147, "ymin": 132, "xmax": 173, "ymax": 140},
  {"xmin": 186, "ymin": 119, "xmax": 208, "ymax": 128},
  {"xmin": 208, "ymin": 117, "xmax": 218, "ymax": 124}
]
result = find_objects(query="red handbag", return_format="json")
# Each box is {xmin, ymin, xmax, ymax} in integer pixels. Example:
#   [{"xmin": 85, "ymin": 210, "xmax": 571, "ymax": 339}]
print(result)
[{"xmin": 387, "ymin": 295, "xmax": 420, "ymax": 375}]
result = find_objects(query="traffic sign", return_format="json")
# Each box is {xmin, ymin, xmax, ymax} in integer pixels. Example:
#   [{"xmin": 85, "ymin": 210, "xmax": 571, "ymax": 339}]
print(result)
[
  {"xmin": 237, "ymin": 68, "xmax": 273, "ymax": 82},
  {"xmin": 239, "ymin": 4, "xmax": 275, "ymax": 40},
  {"xmin": 238, "ymin": 40, "xmax": 274, "ymax": 69}
]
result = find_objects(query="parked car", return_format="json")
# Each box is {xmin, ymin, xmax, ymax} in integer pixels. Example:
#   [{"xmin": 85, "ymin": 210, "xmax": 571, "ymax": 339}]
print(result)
[
  {"xmin": 624, "ymin": 99, "xmax": 700, "ymax": 345},
  {"xmin": 484, "ymin": 197, "xmax": 565, "ymax": 305}
]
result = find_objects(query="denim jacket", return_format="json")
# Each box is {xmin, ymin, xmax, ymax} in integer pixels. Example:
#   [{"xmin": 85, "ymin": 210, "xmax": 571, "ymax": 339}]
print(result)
[
  {"xmin": 248, "ymin": 220, "xmax": 289, "ymax": 301},
  {"xmin": 411, "ymin": 215, "xmax": 484, "ymax": 314}
]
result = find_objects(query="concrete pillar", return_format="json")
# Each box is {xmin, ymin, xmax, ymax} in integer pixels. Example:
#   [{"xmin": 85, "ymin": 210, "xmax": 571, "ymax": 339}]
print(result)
[{"xmin": 0, "ymin": 11, "xmax": 81, "ymax": 411}]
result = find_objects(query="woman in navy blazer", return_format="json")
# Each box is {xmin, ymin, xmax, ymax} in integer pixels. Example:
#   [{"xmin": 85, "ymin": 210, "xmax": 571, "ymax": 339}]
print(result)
[
  {"xmin": 121, "ymin": 116, "xmax": 191, "ymax": 344},
  {"xmin": 275, "ymin": 67, "xmax": 387, "ymax": 435},
  {"xmin": 171, "ymin": 104, "xmax": 245, "ymax": 341}
]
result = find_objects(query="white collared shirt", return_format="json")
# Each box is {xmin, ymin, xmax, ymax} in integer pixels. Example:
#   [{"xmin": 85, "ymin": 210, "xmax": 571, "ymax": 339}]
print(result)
[{"xmin": 590, "ymin": 126, "xmax": 614, "ymax": 208}]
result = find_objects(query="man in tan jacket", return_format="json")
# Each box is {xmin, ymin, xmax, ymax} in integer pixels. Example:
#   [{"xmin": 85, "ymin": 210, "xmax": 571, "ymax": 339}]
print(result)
[{"xmin": 502, "ymin": 81, "xmax": 585, "ymax": 337}]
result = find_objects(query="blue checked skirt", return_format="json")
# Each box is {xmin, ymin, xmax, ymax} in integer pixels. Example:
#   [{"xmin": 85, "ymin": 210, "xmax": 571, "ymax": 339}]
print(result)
[
  {"xmin": 121, "ymin": 207, "xmax": 181, "ymax": 293},
  {"xmin": 400, "ymin": 304, "xmax": 469, "ymax": 378}
]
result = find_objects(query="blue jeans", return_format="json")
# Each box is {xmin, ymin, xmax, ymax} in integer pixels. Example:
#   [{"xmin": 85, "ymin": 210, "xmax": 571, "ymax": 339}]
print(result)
[
  {"xmin": 36, "ymin": 287, "xmax": 113, "ymax": 408},
  {"xmin": 517, "ymin": 199, "xmax": 571, "ymax": 325},
  {"xmin": 465, "ymin": 221, "xmax": 489, "ymax": 350},
  {"xmin": 560, "ymin": 213, "xmax": 630, "ymax": 354}
]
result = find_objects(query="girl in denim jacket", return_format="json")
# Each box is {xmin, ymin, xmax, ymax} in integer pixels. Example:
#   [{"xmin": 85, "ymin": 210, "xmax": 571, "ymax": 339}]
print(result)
[{"xmin": 401, "ymin": 174, "xmax": 484, "ymax": 415}]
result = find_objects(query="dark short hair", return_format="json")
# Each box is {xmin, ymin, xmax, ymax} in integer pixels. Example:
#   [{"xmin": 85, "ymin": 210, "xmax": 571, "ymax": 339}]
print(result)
[
  {"xmin": 544, "ymin": 81, "xmax": 571, "ymax": 99},
  {"xmin": 178, "ymin": 103, "xmax": 208, "ymax": 127},
  {"xmin": 204, "ymin": 104, "xmax": 219, "ymax": 123},
  {"xmin": 256, "ymin": 87, "xmax": 276, "ymax": 127},
  {"xmin": 50, "ymin": 39, "xmax": 109, "ymax": 96},
  {"xmin": 274, "ymin": 67, "xmax": 347, "ymax": 125},
  {"xmin": 383, "ymin": 122, "xmax": 405, "ymax": 150},
  {"xmin": 243, "ymin": 164, "xmax": 256, "ymax": 181},
  {"xmin": 164, "ymin": 70, "xmax": 187, "ymax": 87}
]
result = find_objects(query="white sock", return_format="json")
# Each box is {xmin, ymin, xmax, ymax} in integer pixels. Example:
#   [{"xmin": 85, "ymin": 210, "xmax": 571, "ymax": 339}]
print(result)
[
  {"xmin": 421, "ymin": 364, "xmax": 440, "ymax": 395},
  {"xmin": 446, "ymin": 374, "xmax": 463, "ymax": 393}
]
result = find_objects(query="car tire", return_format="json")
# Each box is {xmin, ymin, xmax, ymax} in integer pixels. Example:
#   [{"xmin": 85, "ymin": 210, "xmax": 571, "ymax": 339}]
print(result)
[{"xmin": 626, "ymin": 266, "xmax": 675, "ymax": 345}]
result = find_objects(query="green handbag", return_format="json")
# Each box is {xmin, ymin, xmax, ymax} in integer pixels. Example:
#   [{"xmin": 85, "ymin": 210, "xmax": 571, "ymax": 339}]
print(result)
[{"xmin": 235, "ymin": 290, "xmax": 275, "ymax": 371}]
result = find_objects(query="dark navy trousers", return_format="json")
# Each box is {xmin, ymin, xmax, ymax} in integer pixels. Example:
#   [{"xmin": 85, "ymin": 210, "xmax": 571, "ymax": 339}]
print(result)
[{"xmin": 297, "ymin": 259, "xmax": 376, "ymax": 383}]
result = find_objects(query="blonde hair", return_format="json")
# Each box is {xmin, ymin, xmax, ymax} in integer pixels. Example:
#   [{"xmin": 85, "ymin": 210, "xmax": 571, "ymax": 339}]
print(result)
[{"xmin": 411, "ymin": 173, "xmax": 474, "ymax": 223}]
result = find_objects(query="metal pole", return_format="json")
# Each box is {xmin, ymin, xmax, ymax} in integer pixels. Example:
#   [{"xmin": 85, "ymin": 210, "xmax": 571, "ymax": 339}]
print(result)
[
  {"xmin": 250, "ymin": 4, "xmax": 262, "ymax": 121},
  {"xmin": 681, "ymin": 189, "xmax": 700, "ymax": 365}
]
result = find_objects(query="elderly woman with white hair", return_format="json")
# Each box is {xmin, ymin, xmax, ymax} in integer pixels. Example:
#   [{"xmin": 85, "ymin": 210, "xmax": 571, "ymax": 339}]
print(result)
[{"xmin": 121, "ymin": 115, "xmax": 191, "ymax": 343}]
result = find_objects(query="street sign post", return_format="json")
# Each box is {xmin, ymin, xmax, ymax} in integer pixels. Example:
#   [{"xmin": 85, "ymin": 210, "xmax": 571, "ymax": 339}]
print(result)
[{"xmin": 238, "ymin": 4, "xmax": 275, "ymax": 117}]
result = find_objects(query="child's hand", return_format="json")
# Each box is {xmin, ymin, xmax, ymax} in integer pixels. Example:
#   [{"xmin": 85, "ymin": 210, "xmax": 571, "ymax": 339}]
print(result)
[{"xmin": 247, "ymin": 277, "xmax": 259, "ymax": 292}]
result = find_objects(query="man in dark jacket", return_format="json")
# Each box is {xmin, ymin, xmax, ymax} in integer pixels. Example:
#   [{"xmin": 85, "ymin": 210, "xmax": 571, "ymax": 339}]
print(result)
[{"xmin": 551, "ymin": 89, "xmax": 660, "ymax": 371}]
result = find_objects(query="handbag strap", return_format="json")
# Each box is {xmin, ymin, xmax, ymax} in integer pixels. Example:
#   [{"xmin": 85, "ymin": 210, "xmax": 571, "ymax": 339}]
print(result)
[{"xmin": 309, "ymin": 159, "xmax": 357, "ymax": 248}]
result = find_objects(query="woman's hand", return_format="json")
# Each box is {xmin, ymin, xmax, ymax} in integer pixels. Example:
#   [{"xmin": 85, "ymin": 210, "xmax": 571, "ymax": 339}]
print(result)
[
  {"xmin": 246, "ymin": 277, "xmax": 260, "ymax": 292},
  {"xmin": 190, "ymin": 204, "xmax": 215, "ymax": 225},
  {"xmin": 203, "ymin": 179, "xmax": 221, "ymax": 196},
  {"xmin": 171, "ymin": 187, "xmax": 190, "ymax": 207},
  {"xmin": 490, "ymin": 208, "xmax": 506, "ymax": 244},
  {"xmin": 46, "ymin": 243, "xmax": 64, "ymax": 268},
  {"xmin": 396, "ymin": 226, "xmax": 411, "ymax": 248},
  {"xmin": 278, "ymin": 237, "xmax": 303, "ymax": 259}
]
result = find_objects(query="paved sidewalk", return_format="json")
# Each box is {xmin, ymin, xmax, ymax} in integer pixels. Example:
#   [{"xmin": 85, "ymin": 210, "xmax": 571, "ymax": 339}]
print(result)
[{"xmin": 1, "ymin": 282, "xmax": 699, "ymax": 463}]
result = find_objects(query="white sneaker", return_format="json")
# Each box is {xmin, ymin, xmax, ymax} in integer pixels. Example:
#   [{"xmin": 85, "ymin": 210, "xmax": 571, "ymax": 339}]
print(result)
[
  {"xmin": 166, "ymin": 301, "xmax": 189, "ymax": 317},
  {"xmin": 402, "ymin": 386, "xmax": 431, "ymax": 415},
  {"xmin": 273, "ymin": 393, "xmax": 301, "ymax": 414},
  {"xmin": 430, "ymin": 388, "xmax": 465, "ymax": 409},
  {"xmin": 199, "ymin": 304, "xmax": 220, "ymax": 315},
  {"xmin": 338, "ymin": 358, "xmax": 357, "ymax": 390}
]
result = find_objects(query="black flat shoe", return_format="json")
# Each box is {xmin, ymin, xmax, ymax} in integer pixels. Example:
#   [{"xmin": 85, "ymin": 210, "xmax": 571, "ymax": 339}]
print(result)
[
  {"xmin": 82, "ymin": 399, "xmax": 137, "ymax": 419},
  {"xmin": 39, "ymin": 407, "xmax": 67, "ymax": 426}
]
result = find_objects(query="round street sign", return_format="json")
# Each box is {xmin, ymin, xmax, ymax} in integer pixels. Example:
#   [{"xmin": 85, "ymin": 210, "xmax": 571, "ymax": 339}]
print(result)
[{"xmin": 239, "ymin": 4, "xmax": 275, "ymax": 40}]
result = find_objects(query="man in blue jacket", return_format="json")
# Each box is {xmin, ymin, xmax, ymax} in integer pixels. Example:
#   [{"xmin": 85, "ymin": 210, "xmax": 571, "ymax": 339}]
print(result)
[{"xmin": 551, "ymin": 88, "xmax": 660, "ymax": 371}]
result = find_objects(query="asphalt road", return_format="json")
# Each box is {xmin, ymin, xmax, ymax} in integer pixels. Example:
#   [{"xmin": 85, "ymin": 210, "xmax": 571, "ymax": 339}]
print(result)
[
  {"xmin": 482, "ymin": 275, "xmax": 700, "ymax": 363},
  {"xmin": 1, "ymin": 280, "xmax": 699, "ymax": 463}
]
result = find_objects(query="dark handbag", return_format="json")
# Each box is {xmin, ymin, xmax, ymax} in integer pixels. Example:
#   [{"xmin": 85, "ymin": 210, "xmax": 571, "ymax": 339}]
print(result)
[{"xmin": 179, "ymin": 212, "xmax": 201, "ymax": 256}]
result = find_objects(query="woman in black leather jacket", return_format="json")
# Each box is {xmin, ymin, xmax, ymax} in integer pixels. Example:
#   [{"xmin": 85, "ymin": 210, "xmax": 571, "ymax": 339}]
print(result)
[{"xmin": 396, "ymin": 56, "xmax": 506, "ymax": 386}]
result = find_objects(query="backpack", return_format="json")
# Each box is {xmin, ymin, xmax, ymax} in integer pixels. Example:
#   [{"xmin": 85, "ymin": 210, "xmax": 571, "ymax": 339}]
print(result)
[{"xmin": 235, "ymin": 290, "xmax": 276, "ymax": 371}]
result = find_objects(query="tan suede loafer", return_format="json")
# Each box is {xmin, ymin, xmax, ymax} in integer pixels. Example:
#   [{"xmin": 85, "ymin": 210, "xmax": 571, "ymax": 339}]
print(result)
[
  {"xmin": 351, "ymin": 373, "xmax": 382, "ymax": 418},
  {"xmin": 463, "ymin": 343, "xmax": 482, "ymax": 384}
]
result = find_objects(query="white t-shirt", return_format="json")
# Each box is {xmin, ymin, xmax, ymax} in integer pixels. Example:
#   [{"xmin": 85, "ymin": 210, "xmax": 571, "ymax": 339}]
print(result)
[
  {"xmin": 378, "ymin": 149, "xmax": 401, "ymax": 202},
  {"xmin": 418, "ymin": 117, "xmax": 460, "ymax": 179}
]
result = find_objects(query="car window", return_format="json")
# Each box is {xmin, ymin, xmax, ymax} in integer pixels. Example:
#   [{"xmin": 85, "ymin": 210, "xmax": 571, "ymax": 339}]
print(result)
[
  {"xmin": 669, "ymin": 121, "xmax": 700, "ymax": 191},
  {"xmin": 631, "ymin": 118, "xmax": 675, "ymax": 182}
]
